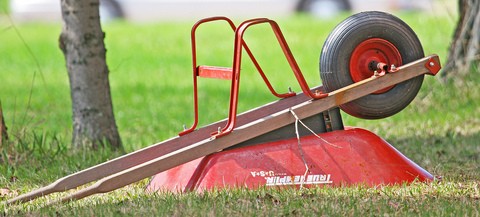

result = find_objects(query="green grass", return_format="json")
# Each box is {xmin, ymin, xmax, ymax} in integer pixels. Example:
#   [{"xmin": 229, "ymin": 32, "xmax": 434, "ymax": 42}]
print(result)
[
  {"xmin": 1, "ymin": 12, "xmax": 479, "ymax": 215},
  {"xmin": 0, "ymin": 0, "xmax": 7, "ymax": 14}
]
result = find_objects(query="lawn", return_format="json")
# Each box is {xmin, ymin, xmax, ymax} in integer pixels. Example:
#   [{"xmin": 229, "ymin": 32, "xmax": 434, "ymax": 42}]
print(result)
[{"xmin": 1, "ymin": 11, "xmax": 479, "ymax": 216}]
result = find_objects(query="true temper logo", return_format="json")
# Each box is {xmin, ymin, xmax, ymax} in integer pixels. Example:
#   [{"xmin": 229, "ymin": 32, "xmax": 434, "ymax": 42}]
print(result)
[{"xmin": 265, "ymin": 174, "xmax": 332, "ymax": 186}]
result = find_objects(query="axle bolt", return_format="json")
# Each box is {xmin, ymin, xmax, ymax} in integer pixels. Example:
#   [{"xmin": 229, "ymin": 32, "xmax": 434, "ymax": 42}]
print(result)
[{"xmin": 390, "ymin": 64, "xmax": 396, "ymax": 71}]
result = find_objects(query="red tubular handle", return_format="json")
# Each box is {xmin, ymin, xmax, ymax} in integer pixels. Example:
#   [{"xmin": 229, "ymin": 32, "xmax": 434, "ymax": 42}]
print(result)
[{"xmin": 180, "ymin": 17, "xmax": 327, "ymax": 138}]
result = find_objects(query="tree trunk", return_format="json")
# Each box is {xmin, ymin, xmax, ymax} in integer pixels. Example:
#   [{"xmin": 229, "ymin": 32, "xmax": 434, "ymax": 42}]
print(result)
[
  {"xmin": 0, "ymin": 100, "xmax": 8, "ymax": 145},
  {"xmin": 443, "ymin": 0, "xmax": 480, "ymax": 77},
  {"xmin": 59, "ymin": 0, "xmax": 122, "ymax": 149}
]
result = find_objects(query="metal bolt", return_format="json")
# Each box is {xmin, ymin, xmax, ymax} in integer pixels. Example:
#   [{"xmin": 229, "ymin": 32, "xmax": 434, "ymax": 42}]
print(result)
[
  {"xmin": 217, "ymin": 127, "xmax": 221, "ymax": 133},
  {"xmin": 390, "ymin": 64, "xmax": 396, "ymax": 71},
  {"xmin": 429, "ymin": 62, "xmax": 435, "ymax": 67}
]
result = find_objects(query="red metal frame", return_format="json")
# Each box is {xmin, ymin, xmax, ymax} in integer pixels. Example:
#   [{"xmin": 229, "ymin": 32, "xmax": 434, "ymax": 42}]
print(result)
[
  {"xmin": 180, "ymin": 17, "xmax": 328, "ymax": 138},
  {"xmin": 425, "ymin": 57, "xmax": 441, "ymax": 75}
]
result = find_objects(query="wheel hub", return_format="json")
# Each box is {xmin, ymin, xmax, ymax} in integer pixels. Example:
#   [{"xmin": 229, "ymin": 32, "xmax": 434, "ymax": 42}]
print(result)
[{"xmin": 349, "ymin": 38, "xmax": 402, "ymax": 94}]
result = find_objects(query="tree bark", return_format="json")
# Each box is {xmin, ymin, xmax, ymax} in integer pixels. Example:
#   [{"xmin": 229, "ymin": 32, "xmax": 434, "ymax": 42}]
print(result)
[
  {"xmin": 0, "ymin": 100, "xmax": 8, "ymax": 145},
  {"xmin": 59, "ymin": 0, "xmax": 122, "ymax": 149},
  {"xmin": 443, "ymin": 0, "xmax": 480, "ymax": 77}
]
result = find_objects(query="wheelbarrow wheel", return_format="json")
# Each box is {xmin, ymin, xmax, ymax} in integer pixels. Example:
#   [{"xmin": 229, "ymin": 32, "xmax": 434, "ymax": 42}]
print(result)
[{"xmin": 320, "ymin": 11, "xmax": 424, "ymax": 119}]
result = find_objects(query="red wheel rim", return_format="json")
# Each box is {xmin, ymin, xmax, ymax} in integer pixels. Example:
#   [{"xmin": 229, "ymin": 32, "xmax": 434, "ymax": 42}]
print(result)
[{"xmin": 349, "ymin": 38, "xmax": 402, "ymax": 94}]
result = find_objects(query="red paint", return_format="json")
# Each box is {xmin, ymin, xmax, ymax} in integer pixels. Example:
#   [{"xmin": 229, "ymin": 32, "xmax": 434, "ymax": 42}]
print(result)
[
  {"xmin": 349, "ymin": 38, "xmax": 402, "ymax": 94},
  {"xmin": 147, "ymin": 128, "xmax": 433, "ymax": 193},
  {"xmin": 197, "ymin": 66, "xmax": 233, "ymax": 80},
  {"xmin": 425, "ymin": 57, "xmax": 441, "ymax": 75}
]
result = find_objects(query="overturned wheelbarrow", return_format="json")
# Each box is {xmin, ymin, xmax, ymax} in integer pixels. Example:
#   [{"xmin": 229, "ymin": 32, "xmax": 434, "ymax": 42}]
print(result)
[
  {"xmin": 7, "ymin": 11, "xmax": 441, "ymax": 205},
  {"xmin": 148, "ymin": 11, "xmax": 438, "ymax": 192}
]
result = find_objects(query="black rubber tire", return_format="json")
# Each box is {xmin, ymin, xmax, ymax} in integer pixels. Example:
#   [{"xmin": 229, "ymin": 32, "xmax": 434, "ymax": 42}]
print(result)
[{"xmin": 320, "ymin": 11, "xmax": 424, "ymax": 119}]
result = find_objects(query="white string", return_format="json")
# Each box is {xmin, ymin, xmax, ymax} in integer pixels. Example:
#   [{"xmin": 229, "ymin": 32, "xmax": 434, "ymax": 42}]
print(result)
[
  {"xmin": 289, "ymin": 109, "xmax": 342, "ymax": 148},
  {"xmin": 288, "ymin": 109, "xmax": 342, "ymax": 189},
  {"xmin": 291, "ymin": 109, "xmax": 309, "ymax": 189}
]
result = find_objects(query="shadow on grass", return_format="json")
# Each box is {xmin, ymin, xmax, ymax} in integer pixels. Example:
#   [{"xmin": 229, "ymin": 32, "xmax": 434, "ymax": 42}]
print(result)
[{"xmin": 388, "ymin": 132, "xmax": 480, "ymax": 181}]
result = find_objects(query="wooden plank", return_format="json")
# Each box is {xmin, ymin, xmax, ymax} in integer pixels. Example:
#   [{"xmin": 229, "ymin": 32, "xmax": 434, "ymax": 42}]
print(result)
[
  {"xmin": 51, "ymin": 55, "xmax": 440, "ymax": 203},
  {"xmin": 6, "ymin": 84, "xmax": 317, "ymax": 205}
]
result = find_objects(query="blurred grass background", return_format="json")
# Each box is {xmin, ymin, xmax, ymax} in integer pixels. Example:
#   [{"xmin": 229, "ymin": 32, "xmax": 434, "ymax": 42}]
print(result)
[{"xmin": 0, "ymin": 0, "xmax": 7, "ymax": 14}]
